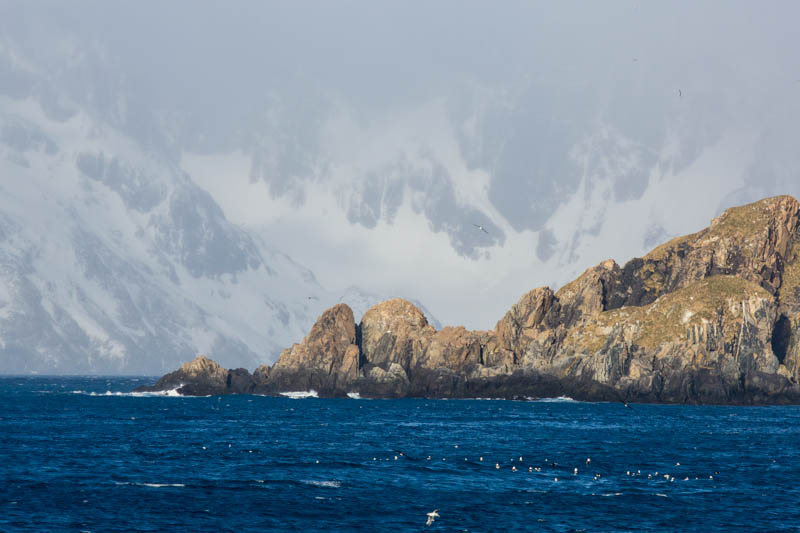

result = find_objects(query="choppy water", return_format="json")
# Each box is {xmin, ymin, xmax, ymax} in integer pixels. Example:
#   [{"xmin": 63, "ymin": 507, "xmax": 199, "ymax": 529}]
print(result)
[{"xmin": 2, "ymin": 377, "xmax": 800, "ymax": 531}]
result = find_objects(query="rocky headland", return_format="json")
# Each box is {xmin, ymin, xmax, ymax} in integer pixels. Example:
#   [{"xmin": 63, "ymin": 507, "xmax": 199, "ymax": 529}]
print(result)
[{"xmin": 137, "ymin": 195, "xmax": 800, "ymax": 404}]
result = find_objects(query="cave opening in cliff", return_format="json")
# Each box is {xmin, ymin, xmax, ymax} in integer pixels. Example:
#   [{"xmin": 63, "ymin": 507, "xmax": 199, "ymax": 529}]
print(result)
[
  {"xmin": 771, "ymin": 314, "xmax": 792, "ymax": 365},
  {"xmin": 355, "ymin": 323, "xmax": 366, "ymax": 368}
]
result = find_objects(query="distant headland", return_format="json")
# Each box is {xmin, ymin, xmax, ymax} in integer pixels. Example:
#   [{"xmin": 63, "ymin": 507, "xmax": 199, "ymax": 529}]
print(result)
[{"xmin": 138, "ymin": 195, "xmax": 800, "ymax": 404}]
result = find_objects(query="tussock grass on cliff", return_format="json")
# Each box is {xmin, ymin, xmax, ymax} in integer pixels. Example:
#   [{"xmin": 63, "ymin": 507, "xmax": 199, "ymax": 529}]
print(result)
[
  {"xmin": 575, "ymin": 275, "xmax": 770, "ymax": 352},
  {"xmin": 707, "ymin": 197, "xmax": 788, "ymax": 240},
  {"xmin": 644, "ymin": 233, "xmax": 698, "ymax": 262},
  {"xmin": 644, "ymin": 196, "xmax": 790, "ymax": 262}
]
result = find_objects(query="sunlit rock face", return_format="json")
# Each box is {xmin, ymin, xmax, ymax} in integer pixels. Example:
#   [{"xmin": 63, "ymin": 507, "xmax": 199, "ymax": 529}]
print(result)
[{"xmin": 267, "ymin": 304, "xmax": 361, "ymax": 394}]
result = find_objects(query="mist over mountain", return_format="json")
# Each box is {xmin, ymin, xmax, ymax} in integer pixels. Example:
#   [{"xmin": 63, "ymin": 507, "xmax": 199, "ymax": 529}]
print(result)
[{"xmin": 0, "ymin": 1, "xmax": 799, "ymax": 372}]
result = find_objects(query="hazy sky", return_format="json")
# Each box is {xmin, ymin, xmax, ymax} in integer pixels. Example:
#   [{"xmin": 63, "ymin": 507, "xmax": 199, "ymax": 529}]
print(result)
[{"xmin": 2, "ymin": 1, "xmax": 800, "ymax": 331}]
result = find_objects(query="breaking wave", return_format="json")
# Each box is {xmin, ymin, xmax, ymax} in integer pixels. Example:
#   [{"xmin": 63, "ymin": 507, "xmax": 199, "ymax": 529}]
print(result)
[
  {"xmin": 532, "ymin": 396, "xmax": 577, "ymax": 403},
  {"xmin": 71, "ymin": 387, "xmax": 186, "ymax": 397},
  {"xmin": 300, "ymin": 480, "xmax": 341, "ymax": 488},
  {"xmin": 115, "ymin": 481, "xmax": 185, "ymax": 488},
  {"xmin": 280, "ymin": 390, "xmax": 319, "ymax": 399}
]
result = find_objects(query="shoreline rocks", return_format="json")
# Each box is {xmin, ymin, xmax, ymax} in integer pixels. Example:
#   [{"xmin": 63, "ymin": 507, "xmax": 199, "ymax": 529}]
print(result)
[{"xmin": 137, "ymin": 195, "xmax": 800, "ymax": 404}]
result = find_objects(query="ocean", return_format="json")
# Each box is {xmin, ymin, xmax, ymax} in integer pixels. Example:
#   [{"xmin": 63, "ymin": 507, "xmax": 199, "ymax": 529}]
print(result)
[{"xmin": 2, "ymin": 377, "xmax": 799, "ymax": 532}]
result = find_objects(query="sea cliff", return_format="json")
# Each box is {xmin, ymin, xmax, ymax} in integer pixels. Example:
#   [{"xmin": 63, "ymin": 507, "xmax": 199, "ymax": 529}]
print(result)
[{"xmin": 138, "ymin": 195, "xmax": 800, "ymax": 403}]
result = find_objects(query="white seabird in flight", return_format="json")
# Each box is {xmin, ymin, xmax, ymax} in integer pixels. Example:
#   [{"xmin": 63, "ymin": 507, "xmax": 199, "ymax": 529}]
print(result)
[
  {"xmin": 472, "ymin": 223, "xmax": 489, "ymax": 235},
  {"xmin": 426, "ymin": 509, "xmax": 440, "ymax": 526}
]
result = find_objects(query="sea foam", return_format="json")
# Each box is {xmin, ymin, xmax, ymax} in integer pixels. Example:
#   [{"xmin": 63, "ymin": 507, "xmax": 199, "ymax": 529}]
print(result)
[
  {"xmin": 300, "ymin": 480, "xmax": 341, "ymax": 488},
  {"xmin": 532, "ymin": 396, "xmax": 577, "ymax": 403},
  {"xmin": 72, "ymin": 387, "xmax": 186, "ymax": 398},
  {"xmin": 280, "ymin": 390, "xmax": 319, "ymax": 399}
]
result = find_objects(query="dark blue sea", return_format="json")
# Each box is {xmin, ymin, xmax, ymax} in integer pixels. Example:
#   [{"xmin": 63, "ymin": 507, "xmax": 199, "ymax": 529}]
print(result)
[{"xmin": 2, "ymin": 377, "xmax": 800, "ymax": 532}]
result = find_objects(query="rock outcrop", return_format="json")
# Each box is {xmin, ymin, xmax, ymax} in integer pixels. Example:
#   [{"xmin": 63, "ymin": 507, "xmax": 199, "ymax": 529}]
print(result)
[
  {"xmin": 140, "ymin": 195, "xmax": 800, "ymax": 404},
  {"xmin": 265, "ymin": 303, "xmax": 360, "ymax": 395},
  {"xmin": 136, "ymin": 355, "xmax": 256, "ymax": 396}
]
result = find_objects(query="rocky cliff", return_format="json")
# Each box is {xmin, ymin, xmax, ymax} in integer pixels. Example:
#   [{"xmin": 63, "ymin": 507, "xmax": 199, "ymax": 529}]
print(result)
[{"xmin": 139, "ymin": 195, "xmax": 800, "ymax": 404}]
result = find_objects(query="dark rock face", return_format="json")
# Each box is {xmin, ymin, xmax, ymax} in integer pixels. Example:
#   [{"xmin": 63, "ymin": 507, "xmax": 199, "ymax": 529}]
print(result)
[{"xmin": 142, "ymin": 196, "xmax": 800, "ymax": 404}]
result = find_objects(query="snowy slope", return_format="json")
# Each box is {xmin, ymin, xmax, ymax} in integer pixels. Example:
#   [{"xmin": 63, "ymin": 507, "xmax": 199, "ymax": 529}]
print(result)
[{"xmin": 0, "ymin": 92, "xmax": 368, "ymax": 373}]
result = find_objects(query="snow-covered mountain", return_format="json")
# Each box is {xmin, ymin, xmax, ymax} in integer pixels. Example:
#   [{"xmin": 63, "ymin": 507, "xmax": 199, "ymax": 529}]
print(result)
[
  {"xmin": 0, "ymin": 96, "xmax": 319, "ymax": 373},
  {"xmin": 0, "ymin": 92, "xmax": 431, "ymax": 373}
]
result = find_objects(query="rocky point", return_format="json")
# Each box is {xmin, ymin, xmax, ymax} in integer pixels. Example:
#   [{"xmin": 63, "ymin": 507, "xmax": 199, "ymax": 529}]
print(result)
[{"xmin": 138, "ymin": 195, "xmax": 800, "ymax": 404}]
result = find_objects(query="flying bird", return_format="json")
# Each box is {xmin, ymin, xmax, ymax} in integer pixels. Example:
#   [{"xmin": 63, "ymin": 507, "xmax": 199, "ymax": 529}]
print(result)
[
  {"xmin": 678, "ymin": 89, "xmax": 682, "ymax": 97},
  {"xmin": 472, "ymin": 223, "xmax": 489, "ymax": 235},
  {"xmin": 426, "ymin": 509, "xmax": 440, "ymax": 526}
]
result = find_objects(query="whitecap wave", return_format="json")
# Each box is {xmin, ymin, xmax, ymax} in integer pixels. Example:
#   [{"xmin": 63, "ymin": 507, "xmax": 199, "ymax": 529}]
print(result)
[
  {"xmin": 280, "ymin": 390, "xmax": 319, "ymax": 399},
  {"xmin": 533, "ymin": 396, "xmax": 577, "ymax": 403},
  {"xmin": 301, "ymin": 480, "xmax": 341, "ymax": 488},
  {"xmin": 72, "ymin": 387, "xmax": 187, "ymax": 397},
  {"xmin": 115, "ymin": 481, "xmax": 185, "ymax": 488}
]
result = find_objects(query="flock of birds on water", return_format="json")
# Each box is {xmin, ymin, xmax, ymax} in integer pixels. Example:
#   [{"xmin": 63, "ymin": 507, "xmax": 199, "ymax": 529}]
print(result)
[
  {"xmin": 193, "ymin": 435, "xmax": 726, "ymax": 528},
  {"xmin": 360, "ymin": 448, "xmax": 723, "ymax": 527}
]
